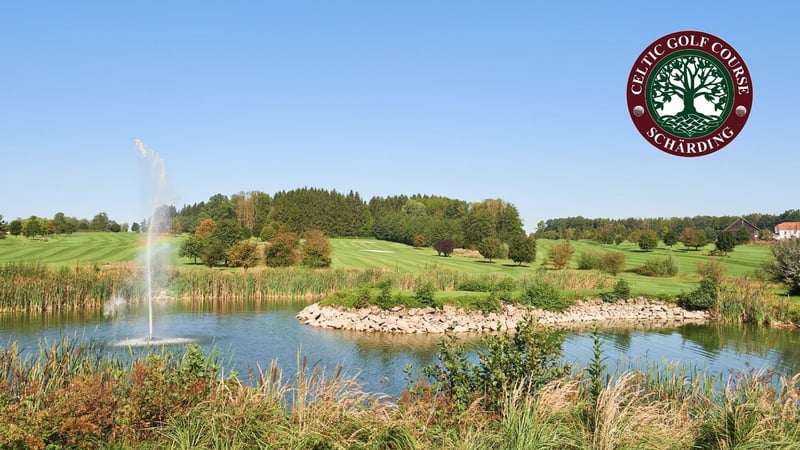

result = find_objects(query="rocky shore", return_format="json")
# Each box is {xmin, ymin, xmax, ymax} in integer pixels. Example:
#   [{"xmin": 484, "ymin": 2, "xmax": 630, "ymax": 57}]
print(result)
[{"xmin": 296, "ymin": 297, "xmax": 711, "ymax": 334}]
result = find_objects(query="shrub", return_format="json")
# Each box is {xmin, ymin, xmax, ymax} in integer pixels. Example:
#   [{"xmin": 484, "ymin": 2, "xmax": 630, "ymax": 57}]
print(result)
[
  {"xmin": 352, "ymin": 287, "xmax": 372, "ymax": 309},
  {"xmin": 473, "ymin": 292, "xmax": 502, "ymax": 314},
  {"xmin": 456, "ymin": 278, "xmax": 495, "ymax": 292},
  {"xmin": 578, "ymin": 250, "xmax": 625, "ymax": 275},
  {"xmin": 600, "ymin": 279, "xmax": 631, "ymax": 303},
  {"xmin": 375, "ymin": 279, "xmax": 395, "ymax": 310},
  {"xmin": 520, "ymin": 282, "xmax": 572, "ymax": 312},
  {"xmin": 698, "ymin": 260, "xmax": 726, "ymax": 284},
  {"xmin": 577, "ymin": 251, "xmax": 602, "ymax": 270},
  {"xmin": 635, "ymin": 255, "xmax": 678, "ymax": 277},
  {"xmin": 600, "ymin": 251, "xmax": 626, "ymax": 275},
  {"xmin": 414, "ymin": 281, "xmax": 437, "ymax": 308},
  {"xmin": 677, "ymin": 279, "xmax": 718, "ymax": 311},
  {"xmin": 547, "ymin": 241, "xmax": 574, "ymax": 269},
  {"xmin": 422, "ymin": 315, "xmax": 570, "ymax": 412}
]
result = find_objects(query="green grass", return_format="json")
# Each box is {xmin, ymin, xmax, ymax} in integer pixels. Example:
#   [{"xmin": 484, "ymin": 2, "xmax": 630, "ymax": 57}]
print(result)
[
  {"xmin": 0, "ymin": 232, "xmax": 181, "ymax": 268},
  {"xmin": 0, "ymin": 233, "xmax": 783, "ymax": 300}
]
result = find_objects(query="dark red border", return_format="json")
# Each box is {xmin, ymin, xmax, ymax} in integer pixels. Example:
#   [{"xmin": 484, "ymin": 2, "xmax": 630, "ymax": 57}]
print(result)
[{"xmin": 627, "ymin": 31, "xmax": 752, "ymax": 157}]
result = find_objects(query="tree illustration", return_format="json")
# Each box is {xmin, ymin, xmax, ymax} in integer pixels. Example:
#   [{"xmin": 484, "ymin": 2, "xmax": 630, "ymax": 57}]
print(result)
[{"xmin": 651, "ymin": 54, "xmax": 728, "ymax": 118}]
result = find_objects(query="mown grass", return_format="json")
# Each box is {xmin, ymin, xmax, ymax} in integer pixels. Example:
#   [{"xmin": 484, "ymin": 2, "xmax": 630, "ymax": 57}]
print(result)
[{"xmin": 0, "ymin": 232, "xmax": 794, "ymax": 309}]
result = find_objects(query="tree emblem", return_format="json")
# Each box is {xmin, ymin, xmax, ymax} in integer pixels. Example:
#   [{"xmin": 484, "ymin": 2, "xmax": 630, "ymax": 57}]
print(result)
[{"xmin": 647, "ymin": 50, "xmax": 732, "ymax": 138}]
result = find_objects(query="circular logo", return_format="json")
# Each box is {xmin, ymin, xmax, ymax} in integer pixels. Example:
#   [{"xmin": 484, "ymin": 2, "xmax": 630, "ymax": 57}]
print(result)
[{"xmin": 627, "ymin": 31, "xmax": 752, "ymax": 157}]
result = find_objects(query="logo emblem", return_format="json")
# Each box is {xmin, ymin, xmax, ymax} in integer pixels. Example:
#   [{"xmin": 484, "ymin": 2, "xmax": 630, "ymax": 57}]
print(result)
[{"xmin": 627, "ymin": 31, "xmax": 752, "ymax": 157}]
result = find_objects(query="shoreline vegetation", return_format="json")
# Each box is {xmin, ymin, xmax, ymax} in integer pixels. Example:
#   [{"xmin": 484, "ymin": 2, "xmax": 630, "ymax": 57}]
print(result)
[{"xmin": 1, "ymin": 259, "xmax": 798, "ymax": 327}]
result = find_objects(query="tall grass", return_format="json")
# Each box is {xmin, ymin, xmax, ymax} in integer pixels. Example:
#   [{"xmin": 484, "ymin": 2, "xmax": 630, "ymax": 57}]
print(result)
[
  {"xmin": 0, "ymin": 262, "xmax": 139, "ymax": 312},
  {"xmin": 1, "ymin": 338, "xmax": 799, "ymax": 448}
]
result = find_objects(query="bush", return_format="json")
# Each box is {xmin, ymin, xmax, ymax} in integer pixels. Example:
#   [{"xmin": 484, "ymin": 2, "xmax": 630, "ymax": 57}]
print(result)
[
  {"xmin": 577, "ymin": 250, "xmax": 602, "ymax": 270},
  {"xmin": 414, "ymin": 282, "xmax": 437, "ymax": 308},
  {"xmin": 352, "ymin": 287, "xmax": 372, "ymax": 309},
  {"xmin": 520, "ymin": 282, "xmax": 572, "ymax": 312},
  {"xmin": 600, "ymin": 279, "xmax": 631, "ymax": 303},
  {"xmin": 473, "ymin": 292, "xmax": 502, "ymax": 314},
  {"xmin": 635, "ymin": 255, "xmax": 679, "ymax": 277},
  {"xmin": 422, "ymin": 315, "xmax": 570, "ymax": 412},
  {"xmin": 577, "ymin": 251, "xmax": 625, "ymax": 275},
  {"xmin": 547, "ymin": 241, "xmax": 574, "ymax": 269},
  {"xmin": 456, "ymin": 278, "xmax": 496, "ymax": 292},
  {"xmin": 600, "ymin": 251, "xmax": 626, "ymax": 275},
  {"xmin": 677, "ymin": 279, "xmax": 718, "ymax": 311},
  {"xmin": 698, "ymin": 260, "xmax": 725, "ymax": 284}
]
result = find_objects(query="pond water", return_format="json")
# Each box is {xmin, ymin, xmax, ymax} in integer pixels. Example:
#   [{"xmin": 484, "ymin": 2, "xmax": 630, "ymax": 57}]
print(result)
[{"xmin": 1, "ymin": 301, "xmax": 798, "ymax": 397}]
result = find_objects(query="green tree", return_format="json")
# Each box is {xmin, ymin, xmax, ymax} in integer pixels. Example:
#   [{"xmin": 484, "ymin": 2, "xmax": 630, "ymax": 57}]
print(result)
[
  {"xmin": 131, "ymin": 222, "xmax": 141, "ymax": 233},
  {"xmin": 211, "ymin": 219, "xmax": 243, "ymax": 250},
  {"xmin": 91, "ymin": 212, "xmax": 110, "ymax": 231},
  {"xmin": 638, "ymin": 230, "xmax": 659, "ymax": 251},
  {"xmin": 764, "ymin": 238, "xmax": 800, "ymax": 295},
  {"xmin": 734, "ymin": 226, "xmax": 752, "ymax": 245},
  {"xmin": 22, "ymin": 216, "xmax": 43, "ymax": 238},
  {"xmin": 264, "ymin": 232, "xmax": 300, "ymax": 267},
  {"xmin": 715, "ymin": 230, "xmax": 737, "ymax": 255},
  {"xmin": 301, "ymin": 229, "xmax": 332, "ymax": 268},
  {"xmin": 662, "ymin": 229, "xmax": 679, "ymax": 248},
  {"xmin": 508, "ymin": 234, "xmax": 536, "ymax": 266},
  {"xmin": 477, "ymin": 236, "xmax": 505, "ymax": 262},
  {"xmin": 202, "ymin": 239, "xmax": 227, "ymax": 267},
  {"xmin": 462, "ymin": 208, "xmax": 495, "ymax": 248},
  {"xmin": 9, "ymin": 219, "xmax": 22, "ymax": 236},
  {"xmin": 547, "ymin": 240, "xmax": 574, "ymax": 269},
  {"xmin": 680, "ymin": 227, "xmax": 708, "ymax": 250},
  {"xmin": 178, "ymin": 235, "xmax": 205, "ymax": 264}
]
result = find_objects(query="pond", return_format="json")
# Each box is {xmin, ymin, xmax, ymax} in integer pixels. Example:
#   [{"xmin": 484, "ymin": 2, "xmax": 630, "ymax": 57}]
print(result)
[{"xmin": 1, "ymin": 300, "xmax": 798, "ymax": 397}]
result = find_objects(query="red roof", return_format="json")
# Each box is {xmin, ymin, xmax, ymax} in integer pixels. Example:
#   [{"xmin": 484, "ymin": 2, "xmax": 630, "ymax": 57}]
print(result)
[{"xmin": 775, "ymin": 222, "xmax": 800, "ymax": 231}]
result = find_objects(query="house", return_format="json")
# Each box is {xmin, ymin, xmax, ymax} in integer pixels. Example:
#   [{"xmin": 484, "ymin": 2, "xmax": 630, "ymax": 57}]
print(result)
[
  {"xmin": 724, "ymin": 217, "xmax": 760, "ymax": 240},
  {"xmin": 774, "ymin": 222, "xmax": 800, "ymax": 240}
]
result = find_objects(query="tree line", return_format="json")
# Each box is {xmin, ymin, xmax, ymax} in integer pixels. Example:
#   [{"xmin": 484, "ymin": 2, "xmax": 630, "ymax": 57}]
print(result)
[{"xmin": 534, "ymin": 210, "xmax": 800, "ymax": 243}]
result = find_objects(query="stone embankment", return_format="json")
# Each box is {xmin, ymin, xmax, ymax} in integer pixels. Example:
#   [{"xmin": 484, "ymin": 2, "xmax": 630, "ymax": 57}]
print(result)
[{"xmin": 296, "ymin": 297, "xmax": 711, "ymax": 334}]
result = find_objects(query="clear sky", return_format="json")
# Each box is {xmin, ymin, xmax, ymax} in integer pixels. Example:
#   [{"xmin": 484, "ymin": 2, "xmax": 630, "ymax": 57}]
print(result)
[{"xmin": 1, "ymin": 1, "xmax": 797, "ymax": 233}]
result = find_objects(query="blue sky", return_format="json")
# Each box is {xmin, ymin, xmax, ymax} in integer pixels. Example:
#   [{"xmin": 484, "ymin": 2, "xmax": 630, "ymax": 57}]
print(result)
[{"xmin": 1, "ymin": 1, "xmax": 797, "ymax": 233}]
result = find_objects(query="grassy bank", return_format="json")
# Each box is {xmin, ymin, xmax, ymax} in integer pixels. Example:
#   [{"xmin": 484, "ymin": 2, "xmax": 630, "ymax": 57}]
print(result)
[{"xmin": 1, "ymin": 334, "xmax": 797, "ymax": 449}]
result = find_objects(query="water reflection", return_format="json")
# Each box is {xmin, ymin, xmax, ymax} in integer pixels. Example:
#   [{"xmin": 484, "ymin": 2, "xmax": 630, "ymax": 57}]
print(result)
[{"xmin": 0, "ymin": 301, "xmax": 798, "ymax": 396}]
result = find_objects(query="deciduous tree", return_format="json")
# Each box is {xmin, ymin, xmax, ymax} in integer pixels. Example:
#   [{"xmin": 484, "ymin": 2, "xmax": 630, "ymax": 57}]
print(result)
[
  {"xmin": 764, "ymin": 238, "xmax": 800, "ymax": 295},
  {"xmin": 477, "ymin": 236, "xmax": 505, "ymax": 262},
  {"xmin": 715, "ymin": 231, "xmax": 737, "ymax": 255},
  {"xmin": 638, "ymin": 230, "xmax": 659, "ymax": 251},
  {"xmin": 301, "ymin": 229, "xmax": 332, "ymax": 268},
  {"xmin": 508, "ymin": 234, "xmax": 536, "ymax": 266},
  {"xmin": 547, "ymin": 240, "xmax": 574, "ymax": 269},
  {"xmin": 226, "ymin": 240, "xmax": 260, "ymax": 270},
  {"xmin": 433, "ymin": 238, "xmax": 455, "ymax": 257},
  {"xmin": 178, "ymin": 235, "xmax": 205, "ymax": 264},
  {"xmin": 264, "ymin": 232, "xmax": 300, "ymax": 267},
  {"xmin": 679, "ymin": 228, "xmax": 708, "ymax": 250}
]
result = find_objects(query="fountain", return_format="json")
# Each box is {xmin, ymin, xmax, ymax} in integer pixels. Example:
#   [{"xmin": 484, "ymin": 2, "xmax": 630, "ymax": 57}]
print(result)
[{"xmin": 110, "ymin": 140, "xmax": 191, "ymax": 347}]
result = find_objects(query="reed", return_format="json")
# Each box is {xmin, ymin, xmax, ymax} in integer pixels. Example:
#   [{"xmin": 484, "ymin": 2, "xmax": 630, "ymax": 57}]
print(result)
[
  {"xmin": 1, "ymin": 339, "xmax": 799, "ymax": 448},
  {"xmin": 0, "ymin": 262, "xmax": 138, "ymax": 313}
]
